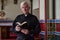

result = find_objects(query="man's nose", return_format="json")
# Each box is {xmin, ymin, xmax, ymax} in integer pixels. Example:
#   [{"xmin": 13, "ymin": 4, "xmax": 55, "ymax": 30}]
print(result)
[{"xmin": 24, "ymin": 8, "xmax": 27, "ymax": 11}]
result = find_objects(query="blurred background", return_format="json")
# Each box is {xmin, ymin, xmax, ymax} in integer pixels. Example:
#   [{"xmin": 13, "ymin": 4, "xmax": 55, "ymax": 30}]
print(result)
[{"xmin": 0, "ymin": 0, "xmax": 60, "ymax": 40}]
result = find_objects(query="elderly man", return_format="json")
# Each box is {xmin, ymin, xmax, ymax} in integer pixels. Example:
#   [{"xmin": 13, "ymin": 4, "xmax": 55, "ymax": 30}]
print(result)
[{"xmin": 12, "ymin": 1, "xmax": 41, "ymax": 40}]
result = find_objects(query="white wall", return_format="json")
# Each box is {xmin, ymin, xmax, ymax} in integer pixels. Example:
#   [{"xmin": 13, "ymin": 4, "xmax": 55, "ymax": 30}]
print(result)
[
  {"xmin": 33, "ymin": 0, "xmax": 38, "ymax": 9},
  {"xmin": 33, "ymin": 0, "xmax": 60, "ymax": 20},
  {"xmin": 49, "ymin": 0, "xmax": 53, "ymax": 19},
  {"xmin": 0, "ymin": 0, "xmax": 60, "ymax": 20},
  {"xmin": 56, "ymin": 0, "xmax": 60, "ymax": 20},
  {"xmin": 0, "ymin": 0, "xmax": 30, "ymax": 20},
  {"xmin": 33, "ymin": 0, "xmax": 39, "ymax": 19},
  {"xmin": 39, "ymin": 0, "xmax": 45, "ymax": 20},
  {"xmin": 0, "ymin": 0, "xmax": 42, "ymax": 20}
]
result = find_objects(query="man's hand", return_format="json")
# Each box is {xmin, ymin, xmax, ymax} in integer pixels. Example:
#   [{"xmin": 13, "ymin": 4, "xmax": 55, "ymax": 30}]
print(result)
[
  {"xmin": 21, "ymin": 29, "xmax": 29, "ymax": 35},
  {"xmin": 15, "ymin": 25, "xmax": 21, "ymax": 31}
]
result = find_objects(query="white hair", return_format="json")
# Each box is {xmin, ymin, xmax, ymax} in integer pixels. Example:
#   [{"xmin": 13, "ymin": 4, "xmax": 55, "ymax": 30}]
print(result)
[{"xmin": 20, "ymin": 1, "xmax": 30, "ymax": 8}]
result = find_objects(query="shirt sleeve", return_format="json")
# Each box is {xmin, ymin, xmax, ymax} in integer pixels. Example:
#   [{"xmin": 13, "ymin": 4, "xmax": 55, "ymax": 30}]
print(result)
[{"xmin": 11, "ymin": 15, "xmax": 20, "ymax": 33}]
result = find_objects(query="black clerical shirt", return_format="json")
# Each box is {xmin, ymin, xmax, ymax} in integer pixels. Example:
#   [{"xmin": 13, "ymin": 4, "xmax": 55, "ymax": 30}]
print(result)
[{"xmin": 12, "ymin": 13, "xmax": 41, "ymax": 37}]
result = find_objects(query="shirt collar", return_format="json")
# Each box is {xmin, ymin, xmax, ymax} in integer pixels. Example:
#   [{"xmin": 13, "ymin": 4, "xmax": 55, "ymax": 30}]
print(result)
[{"xmin": 23, "ymin": 13, "xmax": 31, "ymax": 17}]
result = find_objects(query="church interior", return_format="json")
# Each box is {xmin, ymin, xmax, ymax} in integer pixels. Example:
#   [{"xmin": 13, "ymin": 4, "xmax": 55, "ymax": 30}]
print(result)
[{"xmin": 0, "ymin": 0, "xmax": 60, "ymax": 40}]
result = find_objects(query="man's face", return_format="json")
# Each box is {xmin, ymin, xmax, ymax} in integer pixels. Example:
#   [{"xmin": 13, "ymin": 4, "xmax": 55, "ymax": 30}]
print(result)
[{"xmin": 21, "ymin": 4, "xmax": 30, "ymax": 14}]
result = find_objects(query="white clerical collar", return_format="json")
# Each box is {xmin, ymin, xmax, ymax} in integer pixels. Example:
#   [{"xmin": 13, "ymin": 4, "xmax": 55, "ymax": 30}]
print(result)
[{"xmin": 25, "ymin": 14, "xmax": 27, "ymax": 17}]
